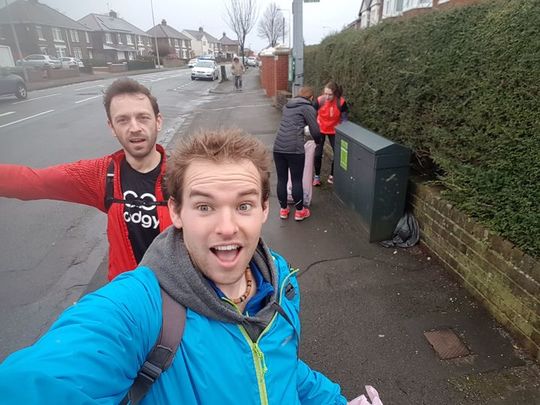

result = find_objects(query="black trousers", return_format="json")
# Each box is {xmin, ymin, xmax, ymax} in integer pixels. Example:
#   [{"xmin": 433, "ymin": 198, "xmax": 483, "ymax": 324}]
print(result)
[
  {"xmin": 273, "ymin": 152, "xmax": 305, "ymax": 210},
  {"xmin": 314, "ymin": 134, "xmax": 335, "ymax": 176}
]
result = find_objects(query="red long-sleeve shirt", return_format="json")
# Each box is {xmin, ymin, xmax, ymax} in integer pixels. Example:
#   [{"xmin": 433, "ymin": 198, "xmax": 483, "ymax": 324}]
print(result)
[{"xmin": 0, "ymin": 145, "xmax": 172, "ymax": 280}]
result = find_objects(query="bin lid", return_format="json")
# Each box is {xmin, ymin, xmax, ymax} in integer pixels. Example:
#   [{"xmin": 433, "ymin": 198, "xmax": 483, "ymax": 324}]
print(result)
[{"xmin": 336, "ymin": 121, "xmax": 410, "ymax": 156}]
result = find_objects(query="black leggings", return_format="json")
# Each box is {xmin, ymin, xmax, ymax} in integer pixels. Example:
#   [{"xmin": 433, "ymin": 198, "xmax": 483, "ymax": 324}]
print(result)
[
  {"xmin": 314, "ymin": 134, "xmax": 335, "ymax": 176},
  {"xmin": 273, "ymin": 152, "xmax": 305, "ymax": 210}
]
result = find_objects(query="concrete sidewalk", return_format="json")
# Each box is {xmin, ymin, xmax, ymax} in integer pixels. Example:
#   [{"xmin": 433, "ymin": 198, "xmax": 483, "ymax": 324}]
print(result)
[{"xmin": 183, "ymin": 69, "xmax": 540, "ymax": 404}]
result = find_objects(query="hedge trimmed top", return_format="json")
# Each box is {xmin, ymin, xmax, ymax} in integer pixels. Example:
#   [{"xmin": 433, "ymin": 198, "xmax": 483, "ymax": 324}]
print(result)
[{"xmin": 304, "ymin": 0, "xmax": 539, "ymax": 257}]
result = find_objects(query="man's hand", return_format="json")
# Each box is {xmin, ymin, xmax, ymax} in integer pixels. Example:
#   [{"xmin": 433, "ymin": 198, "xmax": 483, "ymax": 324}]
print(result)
[{"xmin": 348, "ymin": 385, "xmax": 383, "ymax": 405}]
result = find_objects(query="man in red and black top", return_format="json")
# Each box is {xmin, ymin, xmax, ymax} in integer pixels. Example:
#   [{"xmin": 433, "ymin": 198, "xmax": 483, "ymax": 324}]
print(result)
[{"xmin": 0, "ymin": 78, "xmax": 172, "ymax": 280}]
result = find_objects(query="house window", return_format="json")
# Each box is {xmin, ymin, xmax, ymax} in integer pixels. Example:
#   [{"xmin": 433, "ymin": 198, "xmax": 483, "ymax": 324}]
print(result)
[
  {"xmin": 383, "ymin": 0, "xmax": 404, "ymax": 17},
  {"xmin": 70, "ymin": 30, "xmax": 79, "ymax": 42},
  {"xmin": 85, "ymin": 32, "xmax": 90, "ymax": 43},
  {"xmin": 73, "ymin": 47, "xmax": 82, "ymax": 58},
  {"xmin": 35, "ymin": 25, "xmax": 45, "ymax": 40},
  {"xmin": 118, "ymin": 34, "xmax": 123, "ymax": 44},
  {"xmin": 403, "ymin": 0, "xmax": 432, "ymax": 10},
  {"xmin": 39, "ymin": 46, "xmax": 48, "ymax": 54},
  {"xmin": 87, "ymin": 49, "xmax": 93, "ymax": 59},
  {"xmin": 127, "ymin": 35, "xmax": 133, "ymax": 45},
  {"xmin": 55, "ymin": 45, "xmax": 67, "ymax": 57},
  {"xmin": 52, "ymin": 27, "xmax": 63, "ymax": 42},
  {"xmin": 105, "ymin": 32, "xmax": 113, "ymax": 44},
  {"xmin": 175, "ymin": 39, "xmax": 179, "ymax": 46},
  {"xmin": 137, "ymin": 36, "xmax": 143, "ymax": 45}
]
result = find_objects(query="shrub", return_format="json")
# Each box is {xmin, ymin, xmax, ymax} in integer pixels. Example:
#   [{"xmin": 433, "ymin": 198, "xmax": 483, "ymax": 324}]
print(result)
[{"xmin": 305, "ymin": 0, "xmax": 540, "ymax": 257}]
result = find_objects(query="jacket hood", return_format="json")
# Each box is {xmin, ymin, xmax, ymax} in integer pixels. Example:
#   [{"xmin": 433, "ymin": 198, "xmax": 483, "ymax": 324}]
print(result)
[
  {"xmin": 140, "ymin": 227, "xmax": 280, "ymax": 328},
  {"xmin": 286, "ymin": 96, "xmax": 312, "ymax": 109}
]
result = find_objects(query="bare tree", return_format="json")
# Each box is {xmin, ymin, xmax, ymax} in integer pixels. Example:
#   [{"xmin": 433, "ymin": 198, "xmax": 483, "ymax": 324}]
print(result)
[
  {"xmin": 257, "ymin": 2, "xmax": 286, "ymax": 48},
  {"xmin": 224, "ymin": 0, "xmax": 258, "ymax": 61}
]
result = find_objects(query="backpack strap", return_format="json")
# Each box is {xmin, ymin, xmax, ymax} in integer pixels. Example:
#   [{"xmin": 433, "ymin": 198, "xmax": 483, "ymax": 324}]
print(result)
[
  {"xmin": 104, "ymin": 159, "xmax": 169, "ymax": 212},
  {"xmin": 104, "ymin": 160, "xmax": 115, "ymax": 211},
  {"xmin": 120, "ymin": 288, "xmax": 186, "ymax": 405}
]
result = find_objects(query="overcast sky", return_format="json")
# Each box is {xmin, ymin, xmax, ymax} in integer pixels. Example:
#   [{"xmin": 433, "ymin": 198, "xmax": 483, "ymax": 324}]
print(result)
[{"xmin": 34, "ymin": 0, "xmax": 360, "ymax": 52}]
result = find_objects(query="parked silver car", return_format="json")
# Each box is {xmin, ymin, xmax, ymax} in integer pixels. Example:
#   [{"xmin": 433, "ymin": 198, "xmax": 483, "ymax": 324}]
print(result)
[
  {"xmin": 191, "ymin": 60, "xmax": 219, "ymax": 81},
  {"xmin": 59, "ymin": 57, "xmax": 84, "ymax": 69},
  {"xmin": 16, "ymin": 54, "xmax": 62, "ymax": 69}
]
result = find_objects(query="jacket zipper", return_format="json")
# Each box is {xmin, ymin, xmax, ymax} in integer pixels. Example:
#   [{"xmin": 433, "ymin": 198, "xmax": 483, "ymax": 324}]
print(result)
[{"xmin": 225, "ymin": 265, "xmax": 298, "ymax": 404}]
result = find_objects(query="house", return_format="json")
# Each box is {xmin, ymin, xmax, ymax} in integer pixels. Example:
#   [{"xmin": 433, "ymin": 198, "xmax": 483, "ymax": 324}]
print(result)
[
  {"xmin": 182, "ymin": 27, "xmax": 220, "ymax": 58},
  {"xmin": 78, "ymin": 10, "xmax": 153, "ymax": 63},
  {"xmin": 0, "ymin": 0, "xmax": 93, "ymax": 61},
  {"xmin": 354, "ymin": 0, "xmax": 484, "ymax": 30},
  {"xmin": 219, "ymin": 32, "xmax": 239, "ymax": 61},
  {"xmin": 146, "ymin": 19, "xmax": 192, "ymax": 61}
]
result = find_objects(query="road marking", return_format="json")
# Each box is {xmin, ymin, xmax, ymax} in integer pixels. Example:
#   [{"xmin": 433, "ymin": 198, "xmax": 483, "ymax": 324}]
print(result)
[
  {"xmin": 0, "ymin": 111, "xmax": 15, "ymax": 118},
  {"xmin": 74, "ymin": 84, "xmax": 104, "ymax": 91},
  {"xmin": 0, "ymin": 109, "xmax": 54, "ymax": 129},
  {"xmin": 75, "ymin": 95, "xmax": 101, "ymax": 104},
  {"xmin": 12, "ymin": 93, "xmax": 61, "ymax": 105},
  {"xmin": 199, "ymin": 103, "xmax": 273, "ymax": 112}
]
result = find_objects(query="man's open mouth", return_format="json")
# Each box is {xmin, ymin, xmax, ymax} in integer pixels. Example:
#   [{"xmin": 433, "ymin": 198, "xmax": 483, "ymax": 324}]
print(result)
[{"xmin": 211, "ymin": 244, "xmax": 242, "ymax": 262}]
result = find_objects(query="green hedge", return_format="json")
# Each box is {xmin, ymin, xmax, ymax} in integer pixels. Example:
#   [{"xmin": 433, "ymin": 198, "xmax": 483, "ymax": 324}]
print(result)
[{"xmin": 305, "ymin": 0, "xmax": 539, "ymax": 257}]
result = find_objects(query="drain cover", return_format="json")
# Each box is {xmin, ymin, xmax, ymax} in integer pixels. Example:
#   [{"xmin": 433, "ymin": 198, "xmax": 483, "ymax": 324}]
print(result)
[{"xmin": 424, "ymin": 328, "xmax": 470, "ymax": 359}]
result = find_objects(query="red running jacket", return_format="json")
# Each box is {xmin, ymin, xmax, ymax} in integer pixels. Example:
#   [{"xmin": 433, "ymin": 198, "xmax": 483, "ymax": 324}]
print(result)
[
  {"xmin": 315, "ymin": 95, "xmax": 348, "ymax": 135},
  {"xmin": 0, "ymin": 145, "xmax": 172, "ymax": 280}
]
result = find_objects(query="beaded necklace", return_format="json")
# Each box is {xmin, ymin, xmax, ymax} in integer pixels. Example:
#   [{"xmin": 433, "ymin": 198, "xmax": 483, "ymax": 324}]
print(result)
[{"xmin": 230, "ymin": 267, "xmax": 253, "ymax": 304}]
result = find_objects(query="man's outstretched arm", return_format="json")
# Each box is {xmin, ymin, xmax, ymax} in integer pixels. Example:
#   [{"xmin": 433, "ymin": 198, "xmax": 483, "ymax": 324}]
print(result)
[{"xmin": 0, "ymin": 158, "xmax": 109, "ymax": 211}]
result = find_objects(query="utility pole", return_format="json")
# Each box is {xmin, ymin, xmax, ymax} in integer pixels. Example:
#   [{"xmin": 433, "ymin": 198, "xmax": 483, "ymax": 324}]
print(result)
[
  {"xmin": 4, "ymin": 0, "xmax": 28, "ymax": 82},
  {"xmin": 150, "ymin": 0, "xmax": 161, "ymax": 68},
  {"xmin": 291, "ymin": 0, "xmax": 303, "ymax": 96}
]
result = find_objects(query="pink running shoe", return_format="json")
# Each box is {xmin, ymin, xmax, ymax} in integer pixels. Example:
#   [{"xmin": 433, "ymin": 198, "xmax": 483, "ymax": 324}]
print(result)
[
  {"xmin": 312, "ymin": 175, "xmax": 321, "ymax": 186},
  {"xmin": 279, "ymin": 207, "xmax": 290, "ymax": 219},
  {"xmin": 294, "ymin": 207, "xmax": 311, "ymax": 221}
]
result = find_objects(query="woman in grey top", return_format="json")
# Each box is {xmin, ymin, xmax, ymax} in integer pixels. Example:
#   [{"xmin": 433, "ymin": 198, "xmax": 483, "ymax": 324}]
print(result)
[{"xmin": 273, "ymin": 86, "xmax": 321, "ymax": 221}]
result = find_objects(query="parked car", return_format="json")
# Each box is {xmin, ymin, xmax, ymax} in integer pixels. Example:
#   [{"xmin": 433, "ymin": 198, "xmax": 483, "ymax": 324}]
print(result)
[
  {"xmin": 16, "ymin": 54, "xmax": 62, "ymax": 69},
  {"xmin": 246, "ymin": 56, "xmax": 258, "ymax": 67},
  {"xmin": 191, "ymin": 60, "xmax": 219, "ymax": 81},
  {"xmin": 59, "ymin": 57, "xmax": 84, "ymax": 69},
  {"xmin": 0, "ymin": 71, "xmax": 27, "ymax": 99},
  {"xmin": 188, "ymin": 58, "xmax": 198, "ymax": 68}
]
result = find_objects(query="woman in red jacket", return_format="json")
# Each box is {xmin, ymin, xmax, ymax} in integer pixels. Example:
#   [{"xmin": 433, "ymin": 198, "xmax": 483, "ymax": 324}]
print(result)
[{"xmin": 312, "ymin": 81, "xmax": 349, "ymax": 186}]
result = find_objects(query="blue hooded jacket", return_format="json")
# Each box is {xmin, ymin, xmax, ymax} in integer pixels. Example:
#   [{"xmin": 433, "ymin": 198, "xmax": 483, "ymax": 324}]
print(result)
[{"xmin": 0, "ymin": 228, "xmax": 347, "ymax": 404}]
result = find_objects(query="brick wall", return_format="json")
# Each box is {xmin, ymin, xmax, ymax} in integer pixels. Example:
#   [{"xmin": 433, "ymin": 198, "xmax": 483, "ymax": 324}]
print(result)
[
  {"xmin": 260, "ymin": 50, "xmax": 290, "ymax": 100},
  {"xmin": 409, "ymin": 181, "xmax": 540, "ymax": 361}
]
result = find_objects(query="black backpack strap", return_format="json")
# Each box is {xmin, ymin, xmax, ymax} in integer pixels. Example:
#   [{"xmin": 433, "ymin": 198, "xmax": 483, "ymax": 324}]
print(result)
[
  {"xmin": 104, "ymin": 159, "xmax": 168, "ymax": 211},
  {"xmin": 120, "ymin": 288, "xmax": 186, "ymax": 405},
  {"xmin": 104, "ymin": 160, "xmax": 115, "ymax": 211}
]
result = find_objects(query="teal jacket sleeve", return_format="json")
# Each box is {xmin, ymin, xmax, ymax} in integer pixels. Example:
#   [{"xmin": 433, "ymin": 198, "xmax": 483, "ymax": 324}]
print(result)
[
  {"xmin": 0, "ymin": 268, "xmax": 162, "ymax": 404},
  {"xmin": 296, "ymin": 359, "xmax": 348, "ymax": 404}
]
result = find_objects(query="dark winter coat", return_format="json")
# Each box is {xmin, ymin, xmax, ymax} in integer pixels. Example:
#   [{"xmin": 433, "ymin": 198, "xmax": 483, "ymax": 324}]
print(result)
[{"xmin": 273, "ymin": 97, "xmax": 321, "ymax": 154}]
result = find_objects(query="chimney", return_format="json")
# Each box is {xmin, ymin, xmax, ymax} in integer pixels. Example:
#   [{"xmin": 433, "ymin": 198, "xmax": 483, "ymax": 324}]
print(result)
[
  {"xmin": 161, "ymin": 19, "xmax": 167, "ymax": 26},
  {"xmin": 223, "ymin": 32, "xmax": 226, "ymax": 37},
  {"xmin": 198, "ymin": 27, "xmax": 203, "ymax": 32},
  {"xmin": 109, "ymin": 10, "xmax": 117, "ymax": 19}
]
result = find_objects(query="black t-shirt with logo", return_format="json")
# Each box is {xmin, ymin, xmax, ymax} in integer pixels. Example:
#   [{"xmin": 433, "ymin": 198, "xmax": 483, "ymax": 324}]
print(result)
[{"xmin": 120, "ymin": 159, "xmax": 162, "ymax": 263}]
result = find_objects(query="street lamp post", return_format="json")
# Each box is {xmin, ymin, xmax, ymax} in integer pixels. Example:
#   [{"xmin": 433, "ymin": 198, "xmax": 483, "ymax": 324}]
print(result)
[
  {"xmin": 277, "ymin": 8, "xmax": 291, "ymax": 48},
  {"xmin": 150, "ymin": 0, "xmax": 161, "ymax": 68}
]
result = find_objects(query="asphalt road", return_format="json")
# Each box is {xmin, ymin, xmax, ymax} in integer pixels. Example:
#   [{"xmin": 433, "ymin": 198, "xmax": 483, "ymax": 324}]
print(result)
[{"xmin": 0, "ymin": 68, "xmax": 221, "ymax": 360}]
